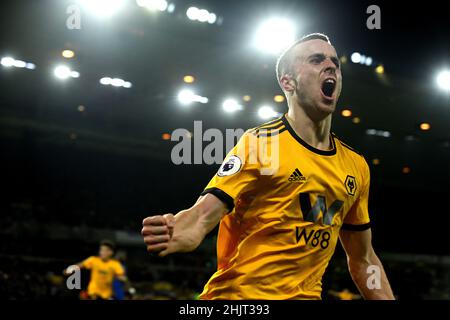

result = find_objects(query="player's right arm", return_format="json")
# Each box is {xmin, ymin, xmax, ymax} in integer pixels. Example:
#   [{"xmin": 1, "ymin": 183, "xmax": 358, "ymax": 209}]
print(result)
[
  {"xmin": 143, "ymin": 130, "xmax": 261, "ymax": 257},
  {"xmin": 142, "ymin": 193, "xmax": 228, "ymax": 257},
  {"xmin": 63, "ymin": 256, "xmax": 93, "ymax": 275}
]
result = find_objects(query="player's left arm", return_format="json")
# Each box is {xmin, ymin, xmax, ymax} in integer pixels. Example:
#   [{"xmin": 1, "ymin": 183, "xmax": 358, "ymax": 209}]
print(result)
[
  {"xmin": 339, "ymin": 228, "xmax": 395, "ymax": 300},
  {"xmin": 115, "ymin": 263, "xmax": 128, "ymax": 283}
]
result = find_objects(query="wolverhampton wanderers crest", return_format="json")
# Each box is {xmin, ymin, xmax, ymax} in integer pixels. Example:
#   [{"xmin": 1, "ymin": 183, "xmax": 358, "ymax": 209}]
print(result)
[{"xmin": 344, "ymin": 175, "xmax": 357, "ymax": 196}]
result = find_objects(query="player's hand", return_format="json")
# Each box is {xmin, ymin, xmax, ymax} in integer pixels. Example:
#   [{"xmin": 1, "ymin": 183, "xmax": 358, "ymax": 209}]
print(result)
[{"xmin": 141, "ymin": 214, "xmax": 175, "ymax": 257}]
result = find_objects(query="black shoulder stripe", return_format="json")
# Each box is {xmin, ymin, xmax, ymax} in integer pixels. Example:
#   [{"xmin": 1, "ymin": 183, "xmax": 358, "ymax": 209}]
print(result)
[
  {"xmin": 251, "ymin": 122, "xmax": 284, "ymax": 135},
  {"xmin": 250, "ymin": 118, "xmax": 284, "ymax": 132},
  {"xmin": 341, "ymin": 222, "xmax": 371, "ymax": 231},
  {"xmin": 332, "ymin": 133, "xmax": 363, "ymax": 155},
  {"xmin": 256, "ymin": 121, "xmax": 284, "ymax": 131},
  {"xmin": 200, "ymin": 187, "xmax": 235, "ymax": 213},
  {"xmin": 256, "ymin": 127, "xmax": 287, "ymax": 138}
]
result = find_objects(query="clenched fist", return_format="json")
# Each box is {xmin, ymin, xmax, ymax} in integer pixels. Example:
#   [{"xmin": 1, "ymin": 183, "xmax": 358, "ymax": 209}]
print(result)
[{"xmin": 142, "ymin": 214, "xmax": 175, "ymax": 257}]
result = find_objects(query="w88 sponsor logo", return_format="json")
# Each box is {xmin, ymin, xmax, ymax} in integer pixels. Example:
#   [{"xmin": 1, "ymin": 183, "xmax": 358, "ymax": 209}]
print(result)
[{"xmin": 295, "ymin": 227, "xmax": 331, "ymax": 249}]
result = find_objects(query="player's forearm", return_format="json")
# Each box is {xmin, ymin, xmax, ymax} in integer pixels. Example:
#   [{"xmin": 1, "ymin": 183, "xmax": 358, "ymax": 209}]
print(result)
[
  {"xmin": 348, "ymin": 251, "xmax": 395, "ymax": 300},
  {"xmin": 172, "ymin": 201, "xmax": 224, "ymax": 252},
  {"xmin": 170, "ymin": 208, "xmax": 206, "ymax": 252},
  {"xmin": 63, "ymin": 263, "xmax": 83, "ymax": 275}
]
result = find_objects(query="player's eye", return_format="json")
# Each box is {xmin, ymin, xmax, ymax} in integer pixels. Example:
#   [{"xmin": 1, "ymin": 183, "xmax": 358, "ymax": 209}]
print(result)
[{"xmin": 331, "ymin": 58, "xmax": 340, "ymax": 69}]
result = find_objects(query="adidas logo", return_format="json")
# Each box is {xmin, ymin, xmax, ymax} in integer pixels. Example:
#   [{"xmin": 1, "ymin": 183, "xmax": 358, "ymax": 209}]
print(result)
[{"xmin": 288, "ymin": 168, "xmax": 306, "ymax": 182}]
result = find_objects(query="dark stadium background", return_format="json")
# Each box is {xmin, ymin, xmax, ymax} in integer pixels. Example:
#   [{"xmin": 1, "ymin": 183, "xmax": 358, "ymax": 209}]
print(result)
[{"xmin": 0, "ymin": 0, "xmax": 449, "ymax": 300}]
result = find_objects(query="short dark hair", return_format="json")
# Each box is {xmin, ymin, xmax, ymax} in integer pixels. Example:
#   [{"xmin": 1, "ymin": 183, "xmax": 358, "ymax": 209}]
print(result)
[
  {"xmin": 100, "ymin": 240, "xmax": 116, "ymax": 252},
  {"xmin": 276, "ymin": 33, "xmax": 331, "ymax": 91}
]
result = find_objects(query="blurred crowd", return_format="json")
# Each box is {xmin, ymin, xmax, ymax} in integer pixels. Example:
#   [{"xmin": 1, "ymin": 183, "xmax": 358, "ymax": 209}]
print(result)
[{"xmin": 1, "ymin": 200, "xmax": 449, "ymax": 300}]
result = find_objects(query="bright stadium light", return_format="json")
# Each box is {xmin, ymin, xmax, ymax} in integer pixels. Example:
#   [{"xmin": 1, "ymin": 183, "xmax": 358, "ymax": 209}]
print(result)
[
  {"xmin": 258, "ymin": 105, "xmax": 280, "ymax": 119},
  {"xmin": 111, "ymin": 78, "xmax": 125, "ymax": 87},
  {"xmin": 2, "ymin": 57, "xmax": 35, "ymax": 70},
  {"xmin": 351, "ymin": 52, "xmax": 362, "ymax": 63},
  {"xmin": 186, "ymin": 6, "xmax": 218, "ymax": 24},
  {"xmin": 366, "ymin": 129, "xmax": 391, "ymax": 138},
  {"xmin": 436, "ymin": 70, "xmax": 450, "ymax": 91},
  {"xmin": 54, "ymin": 65, "xmax": 72, "ymax": 79},
  {"xmin": 80, "ymin": 0, "xmax": 125, "ymax": 18},
  {"xmin": 365, "ymin": 57, "xmax": 373, "ymax": 66},
  {"xmin": 12, "ymin": 60, "xmax": 26, "ymax": 68},
  {"xmin": 197, "ymin": 9, "xmax": 209, "ymax": 22},
  {"xmin": 359, "ymin": 55, "xmax": 367, "ymax": 65},
  {"xmin": 222, "ymin": 99, "xmax": 243, "ymax": 113},
  {"xmin": 178, "ymin": 89, "xmax": 195, "ymax": 105},
  {"xmin": 1, "ymin": 57, "xmax": 15, "ymax": 67},
  {"xmin": 186, "ymin": 7, "xmax": 199, "ymax": 20},
  {"xmin": 375, "ymin": 65, "xmax": 384, "ymax": 74},
  {"xmin": 100, "ymin": 77, "xmax": 131, "ymax": 88},
  {"xmin": 178, "ymin": 89, "xmax": 208, "ymax": 105},
  {"xmin": 62, "ymin": 50, "xmax": 75, "ymax": 59},
  {"xmin": 254, "ymin": 18, "xmax": 296, "ymax": 55},
  {"xmin": 100, "ymin": 77, "xmax": 112, "ymax": 85},
  {"xmin": 136, "ymin": 0, "xmax": 168, "ymax": 12},
  {"xmin": 208, "ymin": 13, "xmax": 217, "ymax": 24},
  {"xmin": 167, "ymin": 3, "xmax": 175, "ymax": 13}
]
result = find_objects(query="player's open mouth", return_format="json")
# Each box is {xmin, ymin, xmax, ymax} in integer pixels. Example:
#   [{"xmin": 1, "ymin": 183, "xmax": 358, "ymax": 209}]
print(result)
[{"xmin": 321, "ymin": 78, "xmax": 336, "ymax": 99}]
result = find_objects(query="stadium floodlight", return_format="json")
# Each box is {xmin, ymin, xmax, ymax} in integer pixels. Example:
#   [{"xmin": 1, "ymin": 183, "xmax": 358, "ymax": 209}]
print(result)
[
  {"xmin": 258, "ymin": 105, "xmax": 280, "ymax": 119},
  {"xmin": 365, "ymin": 57, "xmax": 373, "ymax": 66},
  {"xmin": 222, "ymin": 99, "xmax": 243, "ymax": 113},
  {"xmin": 197, "ymin": 9, "xmax": 209, "ymax": 22},
  {"xmin": 12, "ymin": 60, "xmax": 26, "ymax": 68},
  {"xmin": 351, "ymin": 52, "xmax": 362, "ymax": 63},
  {"xmin": 54, "ymin": 65, "xmax": 72, "ymax": 79},
  {"xmin": 167, "ymin": 3, "xmax": 175, "ymax": 13},
  {"xmin": 111, "ymin": 78, "xmax": 125, "ymax": 87},
  {"xmin": 186, "ymin": 7, "xmax": 199, "ymax": 20},
  {"xmin": 62, "ymin": 50, "xmax": 75, "ymax": 59},
  {"xmin": 1, "ymin": 57, "xmax": 15, "ymax": 67},
  {"xmin": 366, "ymin": 129, "xmax": 391, "ymax": 138},
  {"xmin": 359, "ymin": 55, "xmax": 367, "ymax": 65},
  {"xmin": 436, "ymin": 70, "xmax": 450, "ymax": 91},
  {"xmin": 254, "ymin": 18, "xmax": 296, "ymax": 55},
  {"xmin": 2, "ymin": 57, "xmax": 36, "ymax": 70},
  {"xmin": 178, "ymin": 89, "xmax": 208, "ymax": 105},
  {"xmin": 136, "ymin": 0, "xmax": 168, "ymax": 12},
  {"xmin": 99, "ymin": 77, "xmax": 132, "ymax": 88},
  {"xmin": 375, "ymin": 65, "xmax": 384, "ymax": 74},
  {"xmin": 178, "ymin": 89, "xmax": 195, "ymax": 105},
  {"xmin": 186, "ymin": 6, "xmax": 218, "ymax": 24},
  {"xmin": 208, "ymin": 13, "xmax": 217, "ymax": 24},
  {"xmin": 80, "ymin": 0, "xmax": 125, "ymax": 18},
  {"xmin": 100, "ymin": 77, "xmax": 112, "ymax": 85}
]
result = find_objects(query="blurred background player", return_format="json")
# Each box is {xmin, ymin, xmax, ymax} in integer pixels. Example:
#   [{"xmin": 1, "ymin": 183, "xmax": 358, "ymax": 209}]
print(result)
[{"xmin": 64, "ymin": 240, "xmax": 129, "ymax": 300}]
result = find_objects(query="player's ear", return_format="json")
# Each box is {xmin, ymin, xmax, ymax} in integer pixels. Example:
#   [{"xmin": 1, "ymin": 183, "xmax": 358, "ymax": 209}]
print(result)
[{"xmin": 280, "ymin": 73, "xmax": 296, "ymax": 95}]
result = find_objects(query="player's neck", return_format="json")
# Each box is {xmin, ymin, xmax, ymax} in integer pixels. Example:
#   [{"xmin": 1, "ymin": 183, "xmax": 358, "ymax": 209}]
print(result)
[{"xmin": 286, "ymin": 107, "xmax": 332, "ymax": 151}]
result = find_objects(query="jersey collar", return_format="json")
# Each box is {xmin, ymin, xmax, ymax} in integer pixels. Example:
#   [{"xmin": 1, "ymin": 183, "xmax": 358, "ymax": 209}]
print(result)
[{"xmin": 281, "ymin": 114, "xmax": 337, "ymax": 156}]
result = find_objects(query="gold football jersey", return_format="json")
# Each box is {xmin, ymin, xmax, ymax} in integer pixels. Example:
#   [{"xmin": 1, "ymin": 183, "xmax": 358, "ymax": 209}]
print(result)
[
  {"xmin": 199, "ymin": 114, "xmax": 371, "ymax": 300},
  {"xmin": 80, "ymin": 256, "xmax": 125, "ymax": 299}
]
